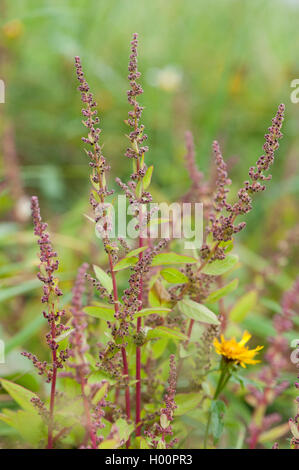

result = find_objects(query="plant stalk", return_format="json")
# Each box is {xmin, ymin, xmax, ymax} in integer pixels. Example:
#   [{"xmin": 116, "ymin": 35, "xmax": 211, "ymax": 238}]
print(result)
[
  {"xmin": 47, "ymin": 320, "xmax": 57, "ymax": 449},
  {"xmin": 135, "ymin": 234, "xmax": 144, "ymax": 436},
  {"xmin": 108, "ymin": 252, "xmax": 131, "ymax": 421},
  {"xmin": 203, "ymin": 361, "xmax": 231, "ymax": 449}
]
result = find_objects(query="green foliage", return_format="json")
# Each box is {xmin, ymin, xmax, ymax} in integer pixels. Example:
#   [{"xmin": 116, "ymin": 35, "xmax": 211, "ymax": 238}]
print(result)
[
  {"xmin": 174, "ymin": 393, "xmax": 203, "ymax": 416},
  {"xmin": 0, "ymin": 0, "xmax": 298, "ymax": 451},
  {"xmin": 0, "ymin": 409, "xmax": 46, "ymax": 446},
  {"xmin": 178, "ymin": 298, "xmax": 220, "ymax": 325},
  {"xmin": 135, "ymin": 307, "xmax": 171, "ymax": 318},
  {"xmin": 113, "ymin": 256, "xmax": 139, "ymax": 271},
  {"xmin": 229, "ymin": 290, "xmax": 258, "ymax": 323},
  {"xmin": 210, "ymin": 400, "xmax": 226, "ymax": 442},
  {"xmin": 84, "ymin": 304, "xmax": 114, "ymax": 321},
  {"xmin": 160, "ymin": 268, "xmax": 189, "ymax": 284},
  {"xmin": 142, "ymin": 165, "xmax": 154, "ymax": 190},
  {"xmin": 0, "ymin": 379, "xmax": 39, "ymax": 414},
  {"xmin": 201, "ymin": 254, "xmax": 239, "ymax": 276},
  {"xmin": 93, "ymin": 265, "xmax": 113, "ymax": 294},
  {"xmin": 0, "ymin": 380, "xmax": 47, "ymax": 446},
  {"xmin": 147, "ymin": 326, "xmax": 188, "ymax": 341},
  {"xmin": 151, "ymin": 252, "xmax": 197, "ymax": 266},
  {"xmin": 206, "ymin": 279, "xmax": 239, "ymax": 303}
]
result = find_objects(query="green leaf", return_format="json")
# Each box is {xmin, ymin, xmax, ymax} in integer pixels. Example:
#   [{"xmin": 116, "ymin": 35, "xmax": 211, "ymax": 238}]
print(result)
[
  {"xmin": 137, "ymin": 437, "xmax": 151, "ymax": 449},
  {"xmin": 211, "ymin": 400, "xmax": 226, "ymax": 441},
  {"xmin": 115, "ymin": 418, "xmax": 135, "ymax": 442},
  {"xmin": 243, "ymin": 314, "xmax": 275, "ymax": 338},
  {"xmin": 83, "ymin": 305, "xmax": 114, "ymax": 321},
  {"xmin": 151, "ymin": 252, "xmax": 197, "ymax": 266},
  {"xmin": 113, "ymin": 256, "xmax": 138, "ymax": 271},
  {"xmin": 201, "ymin": 254, "xmax": 239, "ymax": 276},
  {"xmin": 135, "ymin": 307, "xmax": 171, "ymax": 318},
  {"xmin": 55, "ymin": 328, "xmax": 74, "ymax": 342},
  {"xmin": 151, "ymin": 338, "xmax": 169, "ymax": 359},
  {"xmin": 231, "ymin": 372, "xmax": 264, "ymax": 392},
  {"xmin": 260, "ymin": 298, "xmax": 282, "ymax": 314},
  {"xmin": 92, "ymin": 382, "xmax": 109, "ymax": 405},
  {"xmin": 174, "ymin": 393, "xmax": 203, "ymax": 416},
  {"xmin": 93, "ymin": 265, "xmax": 113, "ymax": 294},
  {"xmin": 206, "ymin": 279, "xmax": 239, "ymax": 303},
  {"xmin": 0, "ymin": 379, "xmax": 39, "ymax": 414},
  {"xmin": 160, "ymin": 268, "xmax": 189, "ymax": 284},
  {"xmin": 88, "ymin": 370, "xmax": 116, "ymax": 385},
  {"xmin": 0, "ymin": 409, "xmax": 46, "ymax": 446},
  {"xmin": 219, "ymin": 239, "xmax": 234, "ymax": 253},
  {"xmin": 178, "ymin": 298, "xmax": 220, "ymax": 325},
  {"xmin": 136, "ymin": 179, "xmax": 143, "ymax": 198},
  {"xmin": 147, "ymin": 326, "xmax": 188, "ymax": 341},
  {"xmin": 143, "ymin": 165, "xmax": 154, "ymax": 189},
  {"xmin": 157, "ymin": 440, "xmax": 166, "ymax": 449},
  {"xmin": 229, "ymin": 290, "xmax": 257, "ymax": 323},
  {"xmin": 125, "ymin": 246, "xmax": 148, "ymax": 258},
  {"xmin": 98, "ymin": 438, "xmax": 119, "ymax": 449},
  {"xmin": 259, "ymin": 423, "xmax": 289, "ymax": 444},
  {"xmin": 160, "ymin": 414, "xmax": 169, "ymax": 429}
]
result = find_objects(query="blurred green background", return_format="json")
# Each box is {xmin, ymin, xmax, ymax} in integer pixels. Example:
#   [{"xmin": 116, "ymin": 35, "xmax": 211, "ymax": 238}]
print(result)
[
  {"xmin": 0, "ymin": 0, "xmax": 298, "ymax": 448},
  {"xmin": 1, "ymin": 0, "xmax": 299, "ymax": 211}
]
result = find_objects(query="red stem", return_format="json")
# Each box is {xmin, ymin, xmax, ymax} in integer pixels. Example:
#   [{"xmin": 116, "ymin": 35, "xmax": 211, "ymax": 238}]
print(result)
[
  {"xmin": 249, "ymin": 430, "xmax": 259, "ymax": 449},
  {"xmin": 135, "ymin": 235, "xmax": 143, "ymax": 436},
  {"xmin": 52, "ymin": 426, "xmax": 70, "ymax": 445},
  {"xmin": 108, "ymin": 253, "xmax": 131, "ymax": 421},
  {"xmin": 47, "ymin": 321, "xmax": 57, "ymax": 449},
  {"xmin": 186, "ymin": 319, "xmax": 194, "ymax": 342},
  {"xmin": 121, "ymin": 346, "xmax": 131, "ymax": 420}
]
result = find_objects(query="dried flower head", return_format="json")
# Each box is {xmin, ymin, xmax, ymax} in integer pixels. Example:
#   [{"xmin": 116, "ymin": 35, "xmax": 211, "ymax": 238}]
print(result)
[{"xmin": 22, "ymin": 196, "xmax": 68, "ymax": 382}]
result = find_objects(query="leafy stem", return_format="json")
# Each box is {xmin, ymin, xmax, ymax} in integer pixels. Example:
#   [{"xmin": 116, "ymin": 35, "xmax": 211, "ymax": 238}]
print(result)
[{"xmin": 203, "ymin": 359, "xmax": 232, "ymax": 449}]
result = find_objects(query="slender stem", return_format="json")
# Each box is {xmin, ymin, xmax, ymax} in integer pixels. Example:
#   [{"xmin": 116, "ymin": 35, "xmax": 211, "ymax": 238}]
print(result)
[
  {"xmin": 47, "ymin": 352, "xmax": 57, "ymax": 449},
  {"xmin": 52, "ymin": 426, "xmax": 71, "ymax": 446},
  {"xmin": 249, "ymin": 430, "xmax": 259, "ymax": 450},
  {"xmin": 203, "ymin": 362, "xmax": 231, "ymax": 449},
  {"xmin": 186, "ymin": 319, "xmax": 194, "ymax": 342},
  {"xmin": 108, "ymin": 252, "xmax": 131, "ymax": 421},
  {"xmin": 121, "ymin": 346, "xmax": 131, "ymax": 420},
  {"xmin": 135, "ymin": 235, "xmax": 143, "ymax": 436},
  {"xmin": 47, "ymin": 318, "xmax": 57, "ymax": 449},
  {"xmin": 203, "ymin": 410, "xmax": 212, "ymax": 450},
  {"xmin": 80, "ymin": 378, "xmax": 97, "ymax": 449},
  {"xmin": 217, "ymin": 370, "xmax": 231, "ymax": 394}
]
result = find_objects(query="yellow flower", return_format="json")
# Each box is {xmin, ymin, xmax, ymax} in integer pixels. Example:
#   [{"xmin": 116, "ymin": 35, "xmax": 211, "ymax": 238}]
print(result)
[
  {"xmin": 2, "ymin": 20, "xmax": 24, "ymax": 40},
  {"xmin": 213, "ymin": 331, "xmax": 263, "ymax": 368}
]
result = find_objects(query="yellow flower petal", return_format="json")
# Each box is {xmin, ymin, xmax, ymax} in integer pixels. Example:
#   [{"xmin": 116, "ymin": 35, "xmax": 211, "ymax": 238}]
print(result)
[
  {"xmin": 238, "ymin": 331, "xmax": 251, "ymax": 347},
  {"xmin": 213, "ymin": 331, "xmax": 263, "ymax": 367}
]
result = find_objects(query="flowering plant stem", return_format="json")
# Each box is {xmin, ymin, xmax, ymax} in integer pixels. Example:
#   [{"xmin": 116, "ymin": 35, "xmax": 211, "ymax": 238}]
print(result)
[
  {"xmin": 108, "ymin": 252, "xmax": 131, "ymax": 422},
  {"xmin": 135, "ymin": 235, "xmax": 144, "ymax": 436},
  {"xmin": 47, "ymin": 339, "xmax": 57, "ymax": 449},
  {"xmin": 203, "ymin": 359, "xmax": 232, "ymax": 449}
]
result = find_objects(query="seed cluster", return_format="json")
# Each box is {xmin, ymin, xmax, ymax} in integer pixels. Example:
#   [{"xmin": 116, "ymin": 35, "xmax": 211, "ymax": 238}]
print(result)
[
  {"xmin": 22, "ymin": 196, "xmax": 69, "ymax": 382},
  {"xmin": 209, "ymin": 105, "xmax": 285, "ymax": 247}
]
